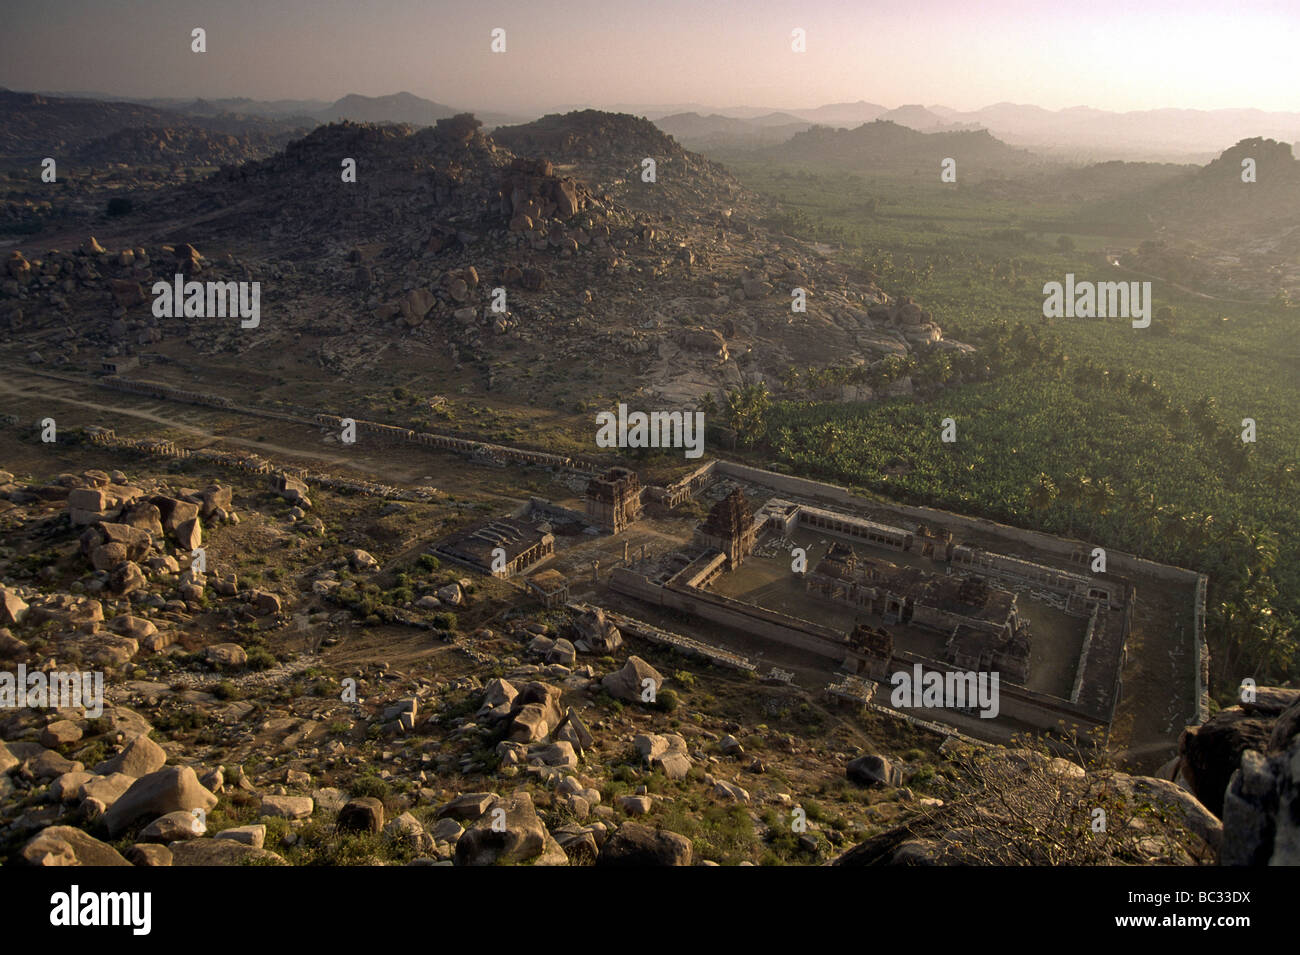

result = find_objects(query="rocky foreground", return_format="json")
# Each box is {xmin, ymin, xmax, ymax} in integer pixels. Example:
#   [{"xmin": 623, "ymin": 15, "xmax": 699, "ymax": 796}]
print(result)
[{"xmin": 0, "ymin": 460, "xmax": 1295, "ymax": 865}]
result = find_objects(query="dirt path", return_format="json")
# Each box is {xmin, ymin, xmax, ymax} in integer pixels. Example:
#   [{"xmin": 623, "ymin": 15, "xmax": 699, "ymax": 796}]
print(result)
[
  {"xmin": 0, "ymin": 371, "xmax": 365, "ymax": 471},
  {"xmin": 1106, "ymin": 258, "xmax": 1263, "ymax": 306}
]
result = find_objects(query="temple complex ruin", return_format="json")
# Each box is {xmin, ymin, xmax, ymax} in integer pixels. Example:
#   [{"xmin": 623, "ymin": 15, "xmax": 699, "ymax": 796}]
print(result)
[{"xmin": 603, "ymin": 483, "xmax": 1136, "ymax": 741}]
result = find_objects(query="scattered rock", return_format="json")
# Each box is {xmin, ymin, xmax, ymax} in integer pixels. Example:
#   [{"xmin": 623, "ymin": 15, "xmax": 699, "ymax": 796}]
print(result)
[
  {"xmin": 601, "ymin": 656, "xmax": 663, "ymax": 703},
  {"xmin": 21, "ymin": 825, "xmax": 132, "ymax": 866},
  {"xmin": 336, "ymin": 796, "xmax": 385, "ymax": 834},
  {"xmin": 103, "ymin": 766, "xmax": 219, "ymax": 837},
  {"xmin": 454, "ymin": 791, "xmax": 549, "ymax": 866},
  {"xmin": 596, "ymin": 822, "xmax": 693, "ymax": 866}
]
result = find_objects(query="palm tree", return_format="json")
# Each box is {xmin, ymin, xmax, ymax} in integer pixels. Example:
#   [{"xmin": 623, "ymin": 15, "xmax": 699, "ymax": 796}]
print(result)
[
  {"xmin": 1028, "ymin": 472, "xmax": 1057, "ymax": 518},
  {"xmin": 1085, "ymin": 477, "xmax": 1115, "ymax": 534},
  {"xmin": 1058, "ymin": 471, "xmax": 1091, "ymax": 537},
  {"xmin": 1123, "ymin": 484, "xmax": 1164, "ymax": 550},
  {"xmin": 724, "ymin": 383, "xmax": 772, "ymax": 448}
]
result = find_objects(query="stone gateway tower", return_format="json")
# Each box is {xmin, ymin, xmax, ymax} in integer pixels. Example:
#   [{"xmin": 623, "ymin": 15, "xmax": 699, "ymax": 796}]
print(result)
[
  {"xmin": 694, "ymin": 488, "xmax": 758, "ymax": 568},
  {"xmin": 585, "ymin": 467, "xmax": 642, "ymax": 534}
]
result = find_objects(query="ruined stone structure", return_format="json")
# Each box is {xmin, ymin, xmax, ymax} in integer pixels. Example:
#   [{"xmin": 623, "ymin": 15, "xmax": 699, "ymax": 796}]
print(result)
[
  {"xmin": 757, "ymin": 498, "xmax": 912, "ymax": 552},
  {"xmin": 945, "ymin": 622, "xmax": 1030, "ymax": 684},
  {"xmin": 952, "ymin": 544, "xmax": 1119, "ymax": 611},
  {"xmin": 645, "ymin": 460, "xmax": 717, "ymax": 507},
  {"xmin": 694, "ymin": 488, "xmax": 759, "ymax": 567},
  {"xmin": 757, "ymin": 496, "xmax": 1116, "ymax": 616},
  {"xmin": 103, "ymin": 376, "xmax": 235, "ymax": 408},
  {"xmin": 913, "ymin": 523, "xmax": 954, "ymax": 561},
  {"xmin": 585, "ymin": 467, "xmax": 642, "ymax": 533},
  {"xmin": 847, "ymin": 622, "xmax": 894, "ymax": 680},
  {"xmin": 806, "ymin": 543, "xmax": 1030, "ymax": 684},
  {"xmin": 527, "ymin": 569, "xmax": 569, "ymax": 608},
  {"xmin": 434, "ymin": 518, "xmax": 554, "ymax": 578},
  {"xmin": 100, "ymin": 356, "xmax": 138, "ymax": 375}
]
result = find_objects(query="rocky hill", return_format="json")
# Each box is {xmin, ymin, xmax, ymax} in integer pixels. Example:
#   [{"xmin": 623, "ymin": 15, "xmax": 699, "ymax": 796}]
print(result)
[
  {"xmin": 1080, "ymin": 138, "xmax": 1300, "ymax": 297},
  {"xmin": 654, "ymin": 112, "xmax": 813, "ymax": 151},
  {"xmin": 0, "ymin": 90, "xmax": 304, "ymax": 163},
  {"xmin": 767, "ymin": 120, "xmax": 1045, "ymax": 177},
  {"xmin": 3, "ymin": 111, "xmax": 962, "ymax": 409},
  {"xmin": 69, "ymin": 125, "xmax": 306, "ymax": 168},
  {"xmin": 1142, "ymin": 137, "xmax": 1300, "ymax": 233},
  {"xmin": 319, "ymin": 92, "xmax": 458, "ymax": 127}
]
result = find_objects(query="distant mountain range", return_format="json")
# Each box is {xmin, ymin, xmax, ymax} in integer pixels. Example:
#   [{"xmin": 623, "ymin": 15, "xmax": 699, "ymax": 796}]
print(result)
[
  {"xmin": 12, "ymin": 87, "xmax": 1300, "ymax": 163},
  {"xmin": 623, "ymin": 100, "xmax": 1300, "ymax": 161},
  {"xmin": 930, "ymin": 103, "xmax": 1300, "ymax": 161},
  {"xmin": 27, "ymin": 89, "xmax": 529, "ymax": 130},
  {"xmin": 655, "ymin": 112, "xmax": 813, "ymax": 148}
]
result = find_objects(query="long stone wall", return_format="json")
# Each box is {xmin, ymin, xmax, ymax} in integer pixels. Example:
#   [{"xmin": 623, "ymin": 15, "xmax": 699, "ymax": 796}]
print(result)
[
  {"xmin": 1194, "ymin": 574, "xmax": 1210, "ymax": 722},
  {"xmin": 1069, "ymin": 605, "xmax": 1102, "ymax": 705},
  {"xmin": 312, "ymin": 413, "xmax": 602, "ymax": 474},
  {"xmin": 103, "ymin": 376, "xmax": 236, "ymax": 409},
  {"xmin": 575, "ymin": 603, "xmax": 758, "ymax": 673},
  {"xmin": 609, "ymin": 567, "xmax": 848, "ymax": 662},
  {"xmin": 81, "ymin": 426, "xmax": 439, "ymax": 502},
  {"xmin": 888, "ymin": 649, "xmax": 1110, "ymax": 738},
  {"xmin": 716, "ymin": 461, "xmax": 1201, "ymax": 587}
]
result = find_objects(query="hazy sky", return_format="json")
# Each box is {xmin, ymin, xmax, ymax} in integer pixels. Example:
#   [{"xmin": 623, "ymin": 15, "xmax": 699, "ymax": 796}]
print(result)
[{"xmin": 4, "ymin": 0, "xmax": 1298, "ymax": 113}]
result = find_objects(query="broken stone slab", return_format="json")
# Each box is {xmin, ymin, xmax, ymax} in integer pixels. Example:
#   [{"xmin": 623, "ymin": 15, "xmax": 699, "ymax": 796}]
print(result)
[
  {"xmin": 140, "ymin": 809, "xmax": 206, "ymax": 843},
  {"xmin": 50, "ymin": 770, "xmax": 94, "ymax": 802},
  {"xmin": 336, "ymin": 796, "xmax": 384, "ymax": 834},
  {"xmin": 79, "ymin": 772, "xmax": 135, "ymax": 809},
  {"xmin": 436, "ymin": 792, "xmax": 496, "ymax": 821},
  {"xmin": 40, "ymin": 720, "xmax": 84, "ymax": 748},
  {"xmin": 847, "ymin": 754, "xmax": 898, "ymax": 788},
  {"xmin": 205, "ymin": 643, "xmax": 247, "ymax": 668},
  {"xmin": 0, "ymin": 587, "xmax": 29, "ymax": 625},
  {"xmin": 596, "ymin": 822, "xmax": 693, "ymax": 866},
  {"xmin": 215, "ymin": 824, "xmax": 265, "ymax": 849},
  {"xmin": 126, "ymin": 843, "xmax": 173, "ymax": 866},
  {"xmin": 168, "ymin": 839, "xmax": 286, "ymax": 866},
  {"xmin": 260, "ymin": 794, "xmax": 314, "ymax": 820}
]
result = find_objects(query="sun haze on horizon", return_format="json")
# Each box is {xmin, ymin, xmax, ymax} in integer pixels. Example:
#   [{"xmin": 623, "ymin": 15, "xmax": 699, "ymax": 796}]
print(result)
[{"xmin": 2, "ymin": 0, "xmax": 1298, "ymax": 115}]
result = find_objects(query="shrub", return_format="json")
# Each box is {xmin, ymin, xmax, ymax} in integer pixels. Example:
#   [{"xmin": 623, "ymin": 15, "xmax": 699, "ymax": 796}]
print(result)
[
  {"xmin": 245, "ymin": 646, "xmax": 277, "ymax": 671},
  {"xmin": 350, "ymin": 776, "xmax": 390, "ymax": 801}
]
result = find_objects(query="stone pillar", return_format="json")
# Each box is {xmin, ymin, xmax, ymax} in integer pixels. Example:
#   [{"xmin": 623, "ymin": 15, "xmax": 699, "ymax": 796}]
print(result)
[
  {"xmin": 623, "ymin": 540, "xmax": 630, "ymax": 563},
  {"xmin": 592, "ymin": 560, "xmax": 600, "ymax": 584}
]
